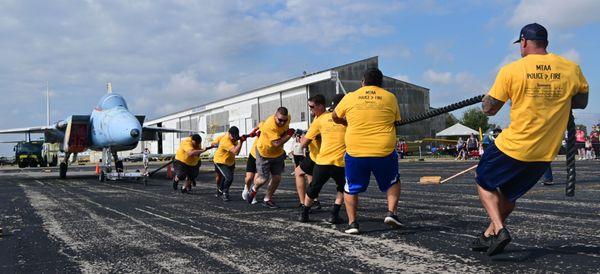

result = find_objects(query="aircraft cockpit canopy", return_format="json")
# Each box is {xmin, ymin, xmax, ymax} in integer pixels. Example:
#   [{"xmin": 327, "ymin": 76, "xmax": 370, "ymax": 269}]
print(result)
[{"xmin": 97, "ymin": 93, "xmax": 129, "ymax": 110}]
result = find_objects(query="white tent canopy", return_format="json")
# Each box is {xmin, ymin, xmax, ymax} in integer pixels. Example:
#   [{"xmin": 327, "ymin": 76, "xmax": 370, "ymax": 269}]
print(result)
[{"xmin": 436, "ymin": 123, "xmax": 479, "ymax": 137}]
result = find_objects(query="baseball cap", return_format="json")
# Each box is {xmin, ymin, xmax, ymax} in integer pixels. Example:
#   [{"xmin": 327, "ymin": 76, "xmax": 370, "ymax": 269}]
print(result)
[{"xmin": 513, "ymin": 23, "xmax": 548, "ymax": 44}]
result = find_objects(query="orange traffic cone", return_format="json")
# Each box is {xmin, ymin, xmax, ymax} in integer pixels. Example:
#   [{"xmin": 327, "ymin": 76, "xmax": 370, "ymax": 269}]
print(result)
[
  {"xmin": 167, "ymin": 164, "xmax": 173, "ymax": 179},
  {"xmin": 95, "ymin": 162, "xmax": 100, "ymax": 175}
]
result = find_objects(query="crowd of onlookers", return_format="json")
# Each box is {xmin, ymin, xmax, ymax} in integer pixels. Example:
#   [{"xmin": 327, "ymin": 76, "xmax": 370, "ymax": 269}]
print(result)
[{"xmin": 575, "ymin": 124, "xmax": 599, "ymax": 160}]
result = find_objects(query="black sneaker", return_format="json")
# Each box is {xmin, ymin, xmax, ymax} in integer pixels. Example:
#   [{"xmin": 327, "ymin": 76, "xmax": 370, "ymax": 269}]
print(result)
[
  {"xmin": 487, "ymin": 228, "xmax": 511, "ymax": 256},
  {"xmin": 180, "ymin": 187, "xmax": 188, "ymax": 194},
  {"xmin": 246, "ymin": 189, "xmax": 257, "ymax": 204},
  {"xmin": 329, "ymin": 214, "xmax": 344, "ymax": 224},
  {"xmin": 192, "ymin": 180, "xmax": 197, "ymax": 187},
  {"xmin": 222, "ymin": 192, "xmax": 231, "ymax": 202},
  {"xmin": 215, "ymin": 189, "xmax": 223, "ymax": 198},
  {"xmin": 470, "ymin": 232, "xmax": 491, "ymax": 252},
  {"xmin": 263, "ymin": 200, "xmax": 279, "ymax": 209},
  {"xmin": 299, "ymin": 206, "xmax": 310, "ymax": 222},
  {"xmin": 383, "ymin": 212, "xmax": 403, "ymax": 228},
  {"xmin": 542, "ymin": 180, "xmax": 554, "ymax": 186},
  {"xmin": 344, "ymin": 222, "xmax": 360, "ymax": 234},
  {"xmin": 313, "ymin": 200, "xmax": 322, "ymax": 210}
]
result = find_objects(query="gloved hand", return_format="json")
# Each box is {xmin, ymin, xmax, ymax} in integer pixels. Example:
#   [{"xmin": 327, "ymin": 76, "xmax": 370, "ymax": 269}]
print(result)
[{"xmin": 286, "ymin": 128, "xmax": 296, "ymax": 136}]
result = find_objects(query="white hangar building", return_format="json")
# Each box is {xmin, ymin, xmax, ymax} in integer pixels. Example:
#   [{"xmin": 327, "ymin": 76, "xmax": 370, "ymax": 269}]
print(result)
[{"xmin": 140, "ymin": 57, "xmax": 446, "ymax": 157}]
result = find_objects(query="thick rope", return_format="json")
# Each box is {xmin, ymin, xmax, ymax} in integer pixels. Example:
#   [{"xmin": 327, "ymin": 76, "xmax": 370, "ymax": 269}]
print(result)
[
  {"xmin": 565, "ymin": 111, "xmax": 576, "ymax": 197},
  {"xmin": 395, "ymin": 95, "xmax": 484, "ymax": 126}
]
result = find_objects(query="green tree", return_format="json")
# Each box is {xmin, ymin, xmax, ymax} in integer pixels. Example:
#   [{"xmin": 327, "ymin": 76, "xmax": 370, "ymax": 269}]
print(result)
[{"xmin": 461, "ymin": 107, "xmax": 489, "ymax": 131}]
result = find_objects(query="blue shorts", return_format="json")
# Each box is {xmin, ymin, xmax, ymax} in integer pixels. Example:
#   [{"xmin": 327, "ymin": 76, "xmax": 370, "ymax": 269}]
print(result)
[
  {"xmin": 476, "ymin": 144, "xmax": 549, "ymax": 202},
  {"xmin": 344, "ymin": 151, "xmax": 400, "ymax": 195}
]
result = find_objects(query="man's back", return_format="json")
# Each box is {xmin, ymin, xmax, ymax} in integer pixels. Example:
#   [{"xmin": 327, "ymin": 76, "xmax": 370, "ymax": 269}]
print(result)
[
  {"xmin": 491, "ymin": 53, "xmax": 589, "ymax": 162},
  {"xmin": 334, "ymin": 85, "xmax": 400, "ymax": 157}
]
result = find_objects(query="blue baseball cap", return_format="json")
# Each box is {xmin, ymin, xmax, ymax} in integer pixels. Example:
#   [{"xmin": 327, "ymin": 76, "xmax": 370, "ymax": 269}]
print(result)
[{"xmin": 513, "ymin": 23, "xmax": 548, "ymax": 44}]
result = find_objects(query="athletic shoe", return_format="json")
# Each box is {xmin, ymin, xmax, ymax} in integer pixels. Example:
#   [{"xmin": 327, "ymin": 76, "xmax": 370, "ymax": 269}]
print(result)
[
  {"xmin": 192, "ymin": 180, "xmax": 196, "ymax": 187},
  {"xmin": 299, "ymin": 206, "xmax": 310, "ymax": 222},
  {"xmin": 172, "ymin": 180, "xmax": 178, "ymax": 191},
  {"xmin": 180, "ymin": 187, "xmax": 188, "ymax": 194},
  {"xmin": 313, "ymin": 200, "xmax": 322, "ymax": 210},
  {"xmin": 344, "ymin": 222, "xmax": 360, "ymax": 234},
  {"xmin": 383, "ymin": 212, "xmax": 403, "ymax": 228},
  {"xmin": 263, "ymin": 199, "xmax": 279, "ymax": 209},
  {"xmin": 487, "ymin": 228, "xmax": 511, "ymax": 256},
  {"xmin": 215, "ymin": 189, "xmax": 223, "ymax": 198},
  {"xmin": 222, "ymin": 192, "xmax": 231, "ymax": 202},
  {"xmin": 329, "ymin": 214, "xmax": 344, "ymax": 224},
  {"xmin": 251, "ymin": 197, "xmax": 258, "ymax": 204},
  {"xmin": 242, "ymin": 187, "xmax": 249, "ymax": 200},
  {"xmin": 470, "ymin": 232, "xmax": 491, "ymax": 252},
  {"xmin": 246, "ymin": 189, "xmax": 257, "ymax": 204},
  {"xmin": 542, "ymin": 180, "xmax": 555, "ymax": 186}
]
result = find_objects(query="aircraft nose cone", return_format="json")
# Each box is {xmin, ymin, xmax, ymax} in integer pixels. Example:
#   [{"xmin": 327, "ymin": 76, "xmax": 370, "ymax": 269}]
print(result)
[{"xmin": 130, "ymin": 129, "xmax": 140, "ymax": 138}]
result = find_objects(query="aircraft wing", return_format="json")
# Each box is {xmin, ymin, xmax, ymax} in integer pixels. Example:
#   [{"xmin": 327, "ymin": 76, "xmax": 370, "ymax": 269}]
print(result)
[
  {"xmin": 141, "ymin": 126, "xmax": 203, "ymax": 141},
  {"xmin": 0, "ymin": 125, "xmax": 55, "ymax": 134}
]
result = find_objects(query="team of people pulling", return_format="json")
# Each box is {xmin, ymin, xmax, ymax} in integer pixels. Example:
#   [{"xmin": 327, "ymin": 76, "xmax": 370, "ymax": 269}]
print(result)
[{"xmin": 169, "ymin": 23, "xmax": 589, "ymax": 257}]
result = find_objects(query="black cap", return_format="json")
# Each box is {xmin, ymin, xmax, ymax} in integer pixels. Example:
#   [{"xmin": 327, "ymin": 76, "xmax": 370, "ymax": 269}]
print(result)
[
  {"xmin": 514, "ymin": 23, "xmax": 548, "ymax": 44},
  {"xmin": 191, "ymin": 134, "xmax": 202, "ymax": 143},
  {"xmin": 228, "ymin": 126, "xmax": 240, "ymax": 140}
]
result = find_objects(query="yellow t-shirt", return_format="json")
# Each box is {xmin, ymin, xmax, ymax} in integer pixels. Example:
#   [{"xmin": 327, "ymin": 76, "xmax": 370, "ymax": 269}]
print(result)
[
  {"xmin": 175, "ymin": 137, "xmax": 200, "ymax": 166},
  {"xmin": 334, "ymin": 86, "xmax": 401, "ymax": 157},
  {"xmin": 308, "ymin": 136, "xmax": 320, "ymax": 160},
  {"xmin": 490, "ymin": 53, "xmax": 589, "ymax": 162},
  {"xmin": 211, "ymin": 133, "xmax": 238, "ymax": 166},
  {"xmin": 305, "ymin": 112, "xmax": 346, "ymax": 167},
  {"xmin": 255, "ymin": 115, "xmax": 290, "ymax": 158}
]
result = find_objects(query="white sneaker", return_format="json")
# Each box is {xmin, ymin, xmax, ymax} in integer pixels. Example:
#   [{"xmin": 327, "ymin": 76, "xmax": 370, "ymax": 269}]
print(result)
[
  {"xmin": 251, "ymin": 197, "xmax": 258, "ymax": 204},
  {"xmin": 242, "ymin": 187, "xmax": 249, "ymax": 200}
]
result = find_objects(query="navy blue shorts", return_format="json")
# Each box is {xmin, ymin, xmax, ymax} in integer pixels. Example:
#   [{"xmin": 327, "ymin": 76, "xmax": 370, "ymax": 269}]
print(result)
[
  {"xmin": 476, "ymin": 144, "xmax": 549, "ymax": 202},
  {"xmin": 344, "ymin": 151, "xmax": 400, "ymax": 195}
]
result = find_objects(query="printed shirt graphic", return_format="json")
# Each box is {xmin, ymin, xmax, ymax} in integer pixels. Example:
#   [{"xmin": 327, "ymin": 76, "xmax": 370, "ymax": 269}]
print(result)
[
  {"xmin": 175, "ymin": 137, "xmax": 200, "ymax": 166},
  {"xmin": 305, "ymin": 112, "xmax": 347, "ymax": 167},
  {"xmin": 334, "ymin": 86, "xmax": 401, "ymax": 157},
  {"xmin": 255, "ymin": 115, "xmax": 290, "ymax": 158},
  {"xmin": 490, "ymin": 53, "xmax": 589, "ymax": 162},
  {"xmin": 211, "ymin": 133, "xmax": 237, "ymax": 166}
]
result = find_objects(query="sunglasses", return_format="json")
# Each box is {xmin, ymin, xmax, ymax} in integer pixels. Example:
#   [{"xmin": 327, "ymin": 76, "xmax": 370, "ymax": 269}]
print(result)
[
  {"xmin": 277, "ymin": 117, "xmax": 288, "ymax": 123},
  {"xmin": 308, "ymin": 104, "xmax": 315, "ymax": 109}
]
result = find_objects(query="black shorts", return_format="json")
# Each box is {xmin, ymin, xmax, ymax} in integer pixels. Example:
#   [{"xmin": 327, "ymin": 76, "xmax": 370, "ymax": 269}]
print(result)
[
  {"xmin": 299, "ymin": 155, "xmax": 315, "ymax": 176},
  {"xmin": 246, "ymin": 154, "xmax": 257, "ymax": 173},
  {"xmin": 306, "ymin": 165, "xmax": 345, "ymax": 199},
  {"xmin": 173, "ymin": 160, "xmax": 200, "ymax": 181},
  {"xmin": 293, "ymin": 155, "xmax": 305, "ymax": 167}
]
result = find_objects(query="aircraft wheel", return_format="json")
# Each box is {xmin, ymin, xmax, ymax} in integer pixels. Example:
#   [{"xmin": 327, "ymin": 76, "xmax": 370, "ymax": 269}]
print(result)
[
  {"xmin": 116, "ymin": 160, "xmax": 124, "ymax": 172},
  {"xmin": 59, "ymin": 163, "xmax": 67, "ymax": 179}
]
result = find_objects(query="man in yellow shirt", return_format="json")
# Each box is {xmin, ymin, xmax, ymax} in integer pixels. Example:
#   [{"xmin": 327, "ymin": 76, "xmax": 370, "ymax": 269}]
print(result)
[
  {"xmin": 294, "ymin": 95, "xmax": 323, "ymax": 209},
  {"xmin": 211, "ymin": 126, "xmax": 245, "ymax": 202},
  {"xmin": 174, "ymin": 134, "xmax": 208, "ymax": 193},
  {"xmin": 246, "ymin": 107, "xmax": 294, "ymax": 208},
  {"xmin": 332, "ymin": 68, "xmax": 403, "ymax": 234},
  {"xmin": 299, "ymin": 94, "xmax": 346, "ymax": 224},
  {"xmin": 473, "ymin": 23, "xmax": 589, "ymax": 256}
]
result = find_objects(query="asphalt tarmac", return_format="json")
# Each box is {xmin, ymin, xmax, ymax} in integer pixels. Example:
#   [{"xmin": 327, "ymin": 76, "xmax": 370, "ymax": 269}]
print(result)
[{"xmin": 1, "ymin": 160, "xmax": 598, "ymax": 273}]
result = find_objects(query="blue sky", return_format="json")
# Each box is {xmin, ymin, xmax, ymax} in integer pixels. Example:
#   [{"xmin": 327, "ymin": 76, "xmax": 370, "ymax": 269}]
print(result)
[{"xmin": 0, "ymin": 0, "xmax": 598, "ymax": 155}]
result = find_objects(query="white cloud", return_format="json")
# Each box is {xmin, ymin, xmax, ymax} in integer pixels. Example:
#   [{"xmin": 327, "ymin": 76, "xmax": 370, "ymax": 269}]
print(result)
[
  {"xmin": 425, "ymin": 43, "xmax": 454, "ymax": 62},
  {"xmin": 560, "ymin": 49, "xmax": 581, "ymax": 63},
  {"xmin": 393, "ymin": 74, "xmax": 411, "ymax": 82},
  {"xmin": 423, "ymin": 69, "xmax": 453, "ymax": 85},
  {"xmin": 509, "ymin": 0, "xmax": 600, "ymax": 29}
]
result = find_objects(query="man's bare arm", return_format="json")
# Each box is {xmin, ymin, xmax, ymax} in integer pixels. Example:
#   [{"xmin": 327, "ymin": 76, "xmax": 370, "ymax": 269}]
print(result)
[
  {"xmin": 571, "ymin": 93, "xmax": 588, "ymax": 109},
  {"xmin": 331, "ymin": 112, "xmax": 347, "ymax": 126},
  {"xmin": 299, "ymin": 136, "xmax": 312, "ymax": 148},
  {"xmin": 482, "ymin": 95, "xmax": 505, "ymax": 116}
]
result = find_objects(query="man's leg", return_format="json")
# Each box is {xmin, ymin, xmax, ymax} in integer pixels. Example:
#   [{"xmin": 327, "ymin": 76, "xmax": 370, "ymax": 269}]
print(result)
[
  {"xmin": 264, "ymin": 174, "xmax": 281, "ymax": 201},
  {"xmin": 294, "ymin": 166, "xmax": 307, "ymax": 204},
  {"xmin": 483, "ymin": 194, "xmax": 515, "ymax": 237},
  {"xmin": 344, "ymin": 194, "xmax": 358, "ymax": 224},
  {"xmin": 477, "ymin": 184, "xmax": 506, "ymax": 235},
  {"xmin": 386, "ymin": 183, "xmax": 401, "ymax": 214}
]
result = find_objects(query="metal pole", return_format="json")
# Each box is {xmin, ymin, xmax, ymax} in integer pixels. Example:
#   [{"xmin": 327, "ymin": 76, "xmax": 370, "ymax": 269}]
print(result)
[{"xmin": 46, "ymin": 81, "xmax": 50, "ymax": 126}]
